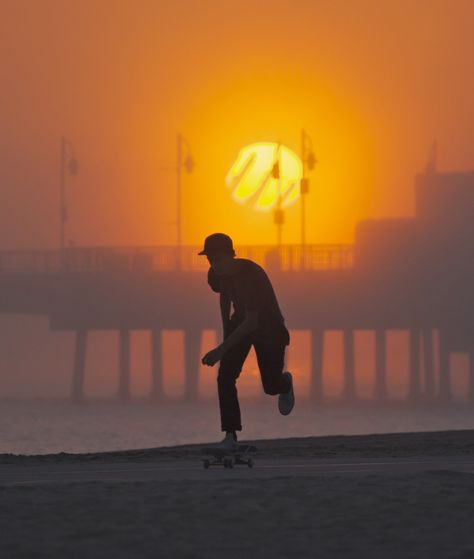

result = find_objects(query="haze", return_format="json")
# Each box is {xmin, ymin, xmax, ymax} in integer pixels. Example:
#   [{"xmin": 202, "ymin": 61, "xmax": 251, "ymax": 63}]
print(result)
[
  {"xmin": 1, "ymin": 0, "xmax": 473, "ymax": 249},
  {"xmin": 0, "ymin": 0, "xmax": 473, "ymax": 400}
]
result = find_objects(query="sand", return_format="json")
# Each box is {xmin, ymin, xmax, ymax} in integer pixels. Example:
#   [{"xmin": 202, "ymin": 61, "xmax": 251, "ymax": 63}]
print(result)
[{"xmin": 1, "ymin": 430, "xmax": 474, "ymax": 558}]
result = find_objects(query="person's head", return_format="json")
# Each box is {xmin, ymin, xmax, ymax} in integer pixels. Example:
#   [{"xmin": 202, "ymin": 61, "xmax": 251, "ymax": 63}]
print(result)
[{"xmin": 198, "ymin": 233, "xmax": 236, "ymax": 275}]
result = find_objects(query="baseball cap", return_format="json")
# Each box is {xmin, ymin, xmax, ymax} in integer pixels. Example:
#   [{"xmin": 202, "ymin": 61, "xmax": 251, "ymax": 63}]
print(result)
[{"xmin": 198, "ymin": 233, "xmax": 235, "ymax": 256}]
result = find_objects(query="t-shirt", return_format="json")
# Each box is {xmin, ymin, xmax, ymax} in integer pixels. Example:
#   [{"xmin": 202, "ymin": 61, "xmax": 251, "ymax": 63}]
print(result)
[{"xmin": 207, "ymin": 258, "xmax": 290, "ymax": 346}]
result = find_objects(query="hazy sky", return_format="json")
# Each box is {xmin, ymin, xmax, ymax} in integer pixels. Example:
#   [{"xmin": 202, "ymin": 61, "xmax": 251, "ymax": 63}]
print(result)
[{"xmin": 1, "ymin": 0, "xmax": 473, "ymax": 249}]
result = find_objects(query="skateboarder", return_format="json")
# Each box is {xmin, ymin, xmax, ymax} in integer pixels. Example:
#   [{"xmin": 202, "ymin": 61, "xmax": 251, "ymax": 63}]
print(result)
[{"xmin": 200, "ymin": 233, "xmax": 294, "ymax": 450}]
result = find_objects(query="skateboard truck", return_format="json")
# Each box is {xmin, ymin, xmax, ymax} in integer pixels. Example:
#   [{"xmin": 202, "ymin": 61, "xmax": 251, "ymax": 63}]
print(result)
[{"xmin": 201, "ymin": 445, "xmax": 257, "ymax": 469}]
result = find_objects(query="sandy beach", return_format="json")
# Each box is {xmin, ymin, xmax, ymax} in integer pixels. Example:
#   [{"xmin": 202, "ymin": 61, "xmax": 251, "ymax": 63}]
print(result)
[{"xmin": 1, "ymin": 430, "xmax": 474, "ymax": 558}]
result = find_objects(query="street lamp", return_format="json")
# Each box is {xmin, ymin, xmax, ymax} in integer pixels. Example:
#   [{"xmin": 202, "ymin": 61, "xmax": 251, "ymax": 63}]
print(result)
[
  {"xmin": 176, "ymin": 134, "xmax": 194, "ymax": 267},
  {"xmin": 271, "ymin": 142, "xmax": 284, "ymax": 249},
  {"xmin": 59, "ymin": 136, "xmax": 79, "ymax": 254},
  {"xmin": 300, "ymin": 129, "xmax": 317, "ymax": 268}
]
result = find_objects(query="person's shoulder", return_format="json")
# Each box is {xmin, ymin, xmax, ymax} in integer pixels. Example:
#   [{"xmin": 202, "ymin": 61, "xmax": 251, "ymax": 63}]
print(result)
[
  {"xmin": 237, "ymin": 258, "xmax": 268, "ymax": 279},
  {"xmin": 237, "ymin": 258, "xmax": 264, "ymax": 273}
]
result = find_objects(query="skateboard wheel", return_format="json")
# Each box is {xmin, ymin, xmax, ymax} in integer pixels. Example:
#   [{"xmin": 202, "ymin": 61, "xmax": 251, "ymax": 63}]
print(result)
[{"xmin": 203, "ymin": 459, "xmax": 210, "ymax": 469}]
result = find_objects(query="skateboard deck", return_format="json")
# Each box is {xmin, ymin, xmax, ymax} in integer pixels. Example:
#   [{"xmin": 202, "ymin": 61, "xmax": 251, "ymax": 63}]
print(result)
[{"xmin": 201, "ymin": 444, "xmax": 257, "ymax": 469}]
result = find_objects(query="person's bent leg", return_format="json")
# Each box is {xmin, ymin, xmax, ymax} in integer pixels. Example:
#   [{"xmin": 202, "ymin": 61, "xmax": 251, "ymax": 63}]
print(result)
[
  {"xmin": 254, "ymin": 342, "xmax": 291, "ymax": 395},
  {"xmin": 217, "ymin": 336, "xmax": 252, "ymax": 432}
]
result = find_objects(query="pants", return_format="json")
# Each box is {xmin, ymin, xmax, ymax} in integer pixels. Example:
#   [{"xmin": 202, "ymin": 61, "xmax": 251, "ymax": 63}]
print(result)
[{"xmin": 217, "ymin": 320, "xmax": 291, "ymax": 432}]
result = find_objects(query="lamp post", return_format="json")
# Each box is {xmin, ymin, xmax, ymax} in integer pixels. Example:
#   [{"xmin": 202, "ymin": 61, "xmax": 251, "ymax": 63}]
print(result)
[
  {"xmin": 272, "ymin": 142, "xmax": 284, "ymax": 250},
  {"xmin": 59, "ymin": 136, "xmax": 79, "ymax": 255},
  {"xmin": 176, "ymin": 134, "xmax": 194, "ymax": 268},
  {"xmin": 300, "ymin": 130, "xmax": 317, "ymax": 268}
]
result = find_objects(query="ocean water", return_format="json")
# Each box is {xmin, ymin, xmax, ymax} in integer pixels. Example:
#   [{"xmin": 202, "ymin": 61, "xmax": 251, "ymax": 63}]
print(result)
[{"xmin": 1, "ymin": 398, "xmax": 474, "ymax": 455}]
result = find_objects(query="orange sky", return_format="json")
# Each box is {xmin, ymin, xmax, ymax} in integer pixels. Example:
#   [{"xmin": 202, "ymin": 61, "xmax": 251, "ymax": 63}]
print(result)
[{"xmin": 1, "ymin": 0, "xmax": 473, "ymax": 249}]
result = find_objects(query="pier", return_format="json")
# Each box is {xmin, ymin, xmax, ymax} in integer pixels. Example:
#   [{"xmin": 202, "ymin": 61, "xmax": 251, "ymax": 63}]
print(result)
[{"xmin": 0, "ymin": 170, "xmax": 473, "ymax": 403}]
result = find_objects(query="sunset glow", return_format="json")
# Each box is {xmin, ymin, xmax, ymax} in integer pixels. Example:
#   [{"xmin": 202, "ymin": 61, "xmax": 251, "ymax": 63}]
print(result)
[{"xmin": 1, "ymin": 0, "xmax": 473, "ymax": 407}]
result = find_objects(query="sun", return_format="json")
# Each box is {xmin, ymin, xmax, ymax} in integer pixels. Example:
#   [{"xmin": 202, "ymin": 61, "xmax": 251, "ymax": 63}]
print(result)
[{"xmin": 226, "ymin": 142, "xmax": 302, "ymax": 212}]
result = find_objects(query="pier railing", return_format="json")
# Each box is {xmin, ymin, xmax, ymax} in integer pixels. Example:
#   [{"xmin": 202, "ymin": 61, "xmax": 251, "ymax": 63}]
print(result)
[{"xmin": 0, "ymin": 244, "xmax": 353, "ymax": 275}]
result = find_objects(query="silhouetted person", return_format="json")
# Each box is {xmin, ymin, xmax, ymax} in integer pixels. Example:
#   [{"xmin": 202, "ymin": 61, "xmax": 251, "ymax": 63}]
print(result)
[{"xmin": 200, "ymin": 233, "xmax": 294, "ymax": 449}]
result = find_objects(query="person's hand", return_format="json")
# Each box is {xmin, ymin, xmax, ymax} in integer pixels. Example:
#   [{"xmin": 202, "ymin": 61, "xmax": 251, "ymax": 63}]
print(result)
[{"xmin": 201, "ymin": 346, "xmax": 225, "ymax": 367}]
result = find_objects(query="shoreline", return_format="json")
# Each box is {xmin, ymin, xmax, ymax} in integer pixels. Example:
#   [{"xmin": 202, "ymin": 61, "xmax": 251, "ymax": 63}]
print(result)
[{"xmin": 2, "ymin": 428, "xmax": 473, "ymax": 464}]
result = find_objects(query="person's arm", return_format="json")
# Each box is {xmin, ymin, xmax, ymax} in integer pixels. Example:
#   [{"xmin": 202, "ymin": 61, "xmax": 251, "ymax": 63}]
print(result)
[
  {"xmin": 202, "ymin": 267, "xmax": 261, "ymax": 366},
  {"xmin": 201, "ymin": 310, "xmax": 258, "ymax": 366},
  {"xmin": 220, "ymin": 292, "xmax": 231, "ymax": 339},
  {"xmin": 220, "ymin": 310, "xmax": 257, "ymax": 352}
]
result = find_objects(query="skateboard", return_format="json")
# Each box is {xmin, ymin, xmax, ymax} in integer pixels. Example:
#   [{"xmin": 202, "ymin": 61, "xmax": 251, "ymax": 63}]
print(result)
[{"xmin": 201, "ymin": 444, "xmax": 257, "ymax": 469}]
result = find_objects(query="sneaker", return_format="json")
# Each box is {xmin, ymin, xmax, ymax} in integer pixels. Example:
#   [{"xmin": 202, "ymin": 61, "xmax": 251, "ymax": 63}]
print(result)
[
  {"xmin": 215, "ymin": 432, "xmax": 238, "ymax": 451},
  {"xmin": 278, "ymin": 372, "xmax": 295, "ymax": 416}
]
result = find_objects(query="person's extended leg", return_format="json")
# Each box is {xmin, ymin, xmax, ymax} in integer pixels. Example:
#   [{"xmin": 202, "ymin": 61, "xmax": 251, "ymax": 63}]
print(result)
[
  {"xmin": 254, "ymin": 342, "xmax": 290, "ymax": 394},
  {"xmin": 254, "ymin": 342, "xmax": 295, "ymax": 415},
  {"xmin": 217, "ymin": 334, "xmax": 252, "ymax": 433}
]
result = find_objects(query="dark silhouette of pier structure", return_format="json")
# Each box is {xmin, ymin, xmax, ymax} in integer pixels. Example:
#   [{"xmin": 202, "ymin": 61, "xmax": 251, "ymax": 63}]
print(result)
[{"xmin": 0, "ymin": 170, "xmax": 473, "ymax": 403}]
